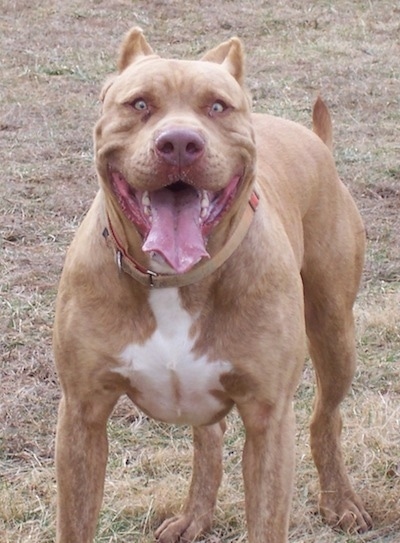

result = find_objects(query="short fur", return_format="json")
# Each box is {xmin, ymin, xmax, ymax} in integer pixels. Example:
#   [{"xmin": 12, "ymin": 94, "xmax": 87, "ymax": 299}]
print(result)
[{"xmin": 53, "ymin": 28, "xmax": 371, "ymax": 543}]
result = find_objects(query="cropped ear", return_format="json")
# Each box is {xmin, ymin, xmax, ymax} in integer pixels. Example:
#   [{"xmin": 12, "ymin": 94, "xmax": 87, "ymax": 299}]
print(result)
[
  {"xmin": 118, "ymin": 27, "xmax": 155, "ymax": 72},
  {"xmin": 201, "ymin": 37, "xmax": 245, "ymax": 85}
]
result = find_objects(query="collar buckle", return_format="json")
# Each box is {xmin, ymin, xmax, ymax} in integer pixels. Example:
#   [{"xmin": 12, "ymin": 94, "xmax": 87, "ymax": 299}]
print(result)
[
  {"xmin": 147, "ymin": 269, "xmax": 158, "ymax": 287},
  {"xmin": 116, "ymin": 250, "xmax": 123, "ymax": 272}
]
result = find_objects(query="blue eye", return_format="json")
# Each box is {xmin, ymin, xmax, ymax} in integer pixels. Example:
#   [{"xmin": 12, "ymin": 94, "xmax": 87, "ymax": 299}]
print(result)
[
  {"xmin": 211, "ymin": 101, "xmax": 226, "ymax": 113},
  {"xmin": 132, "ymin": 99, "xmax": 148, "ymax": 111}
]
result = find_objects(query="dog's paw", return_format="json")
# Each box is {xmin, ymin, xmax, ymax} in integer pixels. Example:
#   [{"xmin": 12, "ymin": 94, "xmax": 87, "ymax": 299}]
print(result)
[
  {"xmin": 155, "ymin": 513, "xmax": 210, "ymax": 543},
  {"xmin": 320, "ymin": 492, "xmax": 373, "ymax": 534}
]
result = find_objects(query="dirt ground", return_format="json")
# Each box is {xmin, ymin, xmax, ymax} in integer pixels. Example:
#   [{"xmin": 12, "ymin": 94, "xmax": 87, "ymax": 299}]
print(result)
[{"xmin": 1, "ymin": 1, "xmax": 399, "ymax": 542}]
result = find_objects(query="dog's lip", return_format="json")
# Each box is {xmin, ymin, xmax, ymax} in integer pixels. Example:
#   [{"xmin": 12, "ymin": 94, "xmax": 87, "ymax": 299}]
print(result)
[
  {"xmin": 107, "ymin": 166, "xmax": 242, "ymax": 238},
  {"xmin": 109, "ymin": 168, "xmax": 151, "ymax": 236}
]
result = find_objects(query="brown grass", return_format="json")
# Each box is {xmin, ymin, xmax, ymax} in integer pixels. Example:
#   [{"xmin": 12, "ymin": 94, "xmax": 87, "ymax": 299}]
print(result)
[{"xmin": 1, "ymin": 1, "xmax": 399, "ymax": 541}]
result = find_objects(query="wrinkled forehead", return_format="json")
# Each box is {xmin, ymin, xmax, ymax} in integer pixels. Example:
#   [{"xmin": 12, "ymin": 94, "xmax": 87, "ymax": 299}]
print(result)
[{"xmin": 107, "ymin": 56, "xmax": 246, "ymax": 106}]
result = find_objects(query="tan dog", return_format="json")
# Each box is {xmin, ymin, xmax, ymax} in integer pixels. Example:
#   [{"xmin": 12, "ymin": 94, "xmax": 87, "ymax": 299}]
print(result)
[{"xmin": 53, "ymin": 28, "xmax": 372, "ymax": 543}]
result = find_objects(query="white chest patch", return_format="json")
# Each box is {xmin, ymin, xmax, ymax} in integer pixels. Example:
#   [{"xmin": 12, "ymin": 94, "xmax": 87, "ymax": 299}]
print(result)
[{"xmin": 115, "ymin": 288, "xmax": 232, "ymax": 425}]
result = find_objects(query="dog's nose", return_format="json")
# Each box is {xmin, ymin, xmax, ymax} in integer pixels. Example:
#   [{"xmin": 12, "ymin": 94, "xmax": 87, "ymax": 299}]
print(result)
[{"xmin": 155, "ymin": 128, "xmax": 205, "ymax": 167}]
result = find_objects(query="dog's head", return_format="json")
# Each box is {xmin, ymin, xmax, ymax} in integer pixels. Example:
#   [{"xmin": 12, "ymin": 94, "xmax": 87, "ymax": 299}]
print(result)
[{"xmin": 95, "ymin": 28, "xmax": 256, "ymax": 274}]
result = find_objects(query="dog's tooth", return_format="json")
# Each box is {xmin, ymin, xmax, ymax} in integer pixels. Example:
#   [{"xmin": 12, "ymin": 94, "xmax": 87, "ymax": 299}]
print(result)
[
  {"xmin": 141, "ymin": 191, "xmax": 152, "ymax": 218},
  {"xmin": 200, "ymin": 191, "xmax": 210, "ymax": 219},
  {"xmin": 142, "ymin": 191, "xmax": 151, "ymax": 207},
  {"xmin": 200, "ymin": 191, "xmax": 209, "ymax": 208}
]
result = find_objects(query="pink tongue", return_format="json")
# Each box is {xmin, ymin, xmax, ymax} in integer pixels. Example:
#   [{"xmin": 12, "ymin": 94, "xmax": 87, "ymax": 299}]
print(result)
[{"xmin": 142, "ymin": 188, "xmax": 209, "ymax": 273}]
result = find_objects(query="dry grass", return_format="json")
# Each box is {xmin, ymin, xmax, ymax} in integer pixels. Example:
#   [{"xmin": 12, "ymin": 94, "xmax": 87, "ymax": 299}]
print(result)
[{"xmin": 1, "ymin": 1, "xmax": 399, "ymax": 541}]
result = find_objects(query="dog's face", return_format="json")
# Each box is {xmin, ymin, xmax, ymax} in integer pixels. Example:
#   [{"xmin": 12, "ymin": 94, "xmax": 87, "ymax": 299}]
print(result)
[{"xmin": 95, "ymin": 28, "xmax": 256, "ymax": 273}]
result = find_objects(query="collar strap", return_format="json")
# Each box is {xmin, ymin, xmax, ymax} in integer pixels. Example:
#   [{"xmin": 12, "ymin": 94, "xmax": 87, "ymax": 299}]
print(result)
[{"xmin": 104, "ymin": 190, "xmax": 259, "ymax": 288}]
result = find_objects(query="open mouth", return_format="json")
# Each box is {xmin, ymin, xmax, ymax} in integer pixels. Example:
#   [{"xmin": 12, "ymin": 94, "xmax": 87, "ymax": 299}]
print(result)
[{"xmin": 109, "ymin": 168, "xmax": 241, "ymax": 273}]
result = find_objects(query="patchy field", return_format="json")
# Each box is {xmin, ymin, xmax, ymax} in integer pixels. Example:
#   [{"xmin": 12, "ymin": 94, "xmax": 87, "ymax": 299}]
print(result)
[{"xmin": 1, "ymin": 1, "xmax": 399, "ymax": 542}]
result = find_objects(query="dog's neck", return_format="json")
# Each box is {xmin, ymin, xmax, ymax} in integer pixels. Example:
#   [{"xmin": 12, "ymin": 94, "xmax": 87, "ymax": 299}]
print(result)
[{"xmin": 103, "ymin": 190, "xmax": 259, "ymax": 288}]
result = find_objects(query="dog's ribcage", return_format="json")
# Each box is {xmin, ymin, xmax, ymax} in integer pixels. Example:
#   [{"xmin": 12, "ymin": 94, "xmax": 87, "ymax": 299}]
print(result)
[{"xmin": 115, "ymin": 288, "xmax": 231, "ymax": 425}]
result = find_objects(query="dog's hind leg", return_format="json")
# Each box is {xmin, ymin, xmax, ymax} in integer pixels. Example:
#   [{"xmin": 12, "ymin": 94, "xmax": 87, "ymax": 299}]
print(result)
[
  {"xmin": 305, "ymin": 305, "xmax": 372, "ymax": 532},
  {"xmin": 155, "ymin": 420, "xmax": 226, "ymax": 543},
  {"xmin": 302, "ymin": 199, "xmax": 372, "ymax": 533}
]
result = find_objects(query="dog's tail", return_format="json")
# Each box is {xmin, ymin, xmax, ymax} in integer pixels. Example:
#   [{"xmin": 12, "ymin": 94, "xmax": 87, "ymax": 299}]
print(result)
[{"xmin": 312, "ymin": 96, "xmax": 333, "ymax": 152}]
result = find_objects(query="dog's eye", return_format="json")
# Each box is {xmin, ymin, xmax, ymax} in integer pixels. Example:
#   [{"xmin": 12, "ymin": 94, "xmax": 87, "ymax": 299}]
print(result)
[
  {"xmin": 132, "ymin": 99, "xmax": 148, "ymax": 111},
  {"xmin": 210, "ymin": 101, "xmax": 226, "ymax": 115}
]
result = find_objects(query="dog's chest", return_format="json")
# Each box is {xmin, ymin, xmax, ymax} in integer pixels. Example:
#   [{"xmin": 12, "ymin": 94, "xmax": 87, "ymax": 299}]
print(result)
[{"xmin": 115, "ymin": 289, "xmax": 232, "ymax": 425}]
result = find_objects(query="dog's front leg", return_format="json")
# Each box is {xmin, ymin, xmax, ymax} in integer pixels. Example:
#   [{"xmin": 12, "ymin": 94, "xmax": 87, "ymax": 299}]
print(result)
[
  {"xmin": 55, "ymin": 392, "xmax": 118, "ymax": 543},
  {"xmin": 239, "ymin": 400, "xmax": 295, "ymax": 543},
  {"xmin": 155, "ymin": 420, "xmax": 226, "ymax": 543}
]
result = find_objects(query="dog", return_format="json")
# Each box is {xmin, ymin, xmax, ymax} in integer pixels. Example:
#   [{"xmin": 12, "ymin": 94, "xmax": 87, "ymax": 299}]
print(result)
[{"xmin": 53, "ymin": 28, "xmax": 372, "ymax": 543}]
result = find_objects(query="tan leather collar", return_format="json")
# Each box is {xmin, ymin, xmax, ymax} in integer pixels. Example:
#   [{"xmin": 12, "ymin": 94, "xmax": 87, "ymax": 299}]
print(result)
[{"xmin": 103, "ymin": 190, "xmax": 259, "ymax": 288}]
